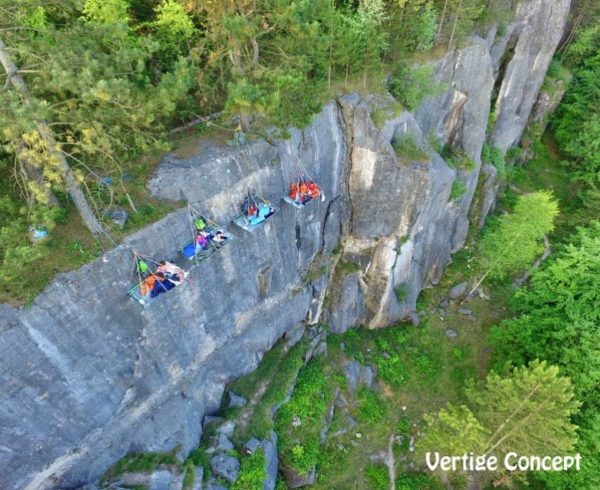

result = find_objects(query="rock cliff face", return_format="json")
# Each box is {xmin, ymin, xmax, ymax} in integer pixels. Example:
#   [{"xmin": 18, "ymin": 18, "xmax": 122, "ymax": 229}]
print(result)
[
  {"xmin": 490, "ymin": 0, "xmax": 571, "ymax": 151},
  {"xmin": 0, "ymin": 1, "xmax": 570, "ymax": 487}
]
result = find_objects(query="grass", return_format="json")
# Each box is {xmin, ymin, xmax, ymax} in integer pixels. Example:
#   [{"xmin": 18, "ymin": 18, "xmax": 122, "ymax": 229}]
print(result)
[
  {"xmin": 275, "ymin": 358, "xmax": 334, "ymax": 476},
  {"xmin": 232, "ymin": 448, "xmax": 267, "ymax": 490},
  {"xmin": 392, "ymin": 135, "xmax": 429, "ymax": 163},
  {"xmin": 0, "ymin": 204, "xmax": 103, "ymax": 305},
  {"xmin": 450, "ymin": 180, "xmax": 467, "ymax": 201},
  {"xmin": 365, "ymin": 463, "xmax": 389, "ymax": 489},
  {"xmin": 336, "ymin": 259, "xmax": 361, "ymax": 275},
  {"xmin": 443, "ymin": 145, "xmax": 476, "ymax": 171},
  {"xmin": 371, "ymin": 100, "xmax": 405, "ymax": 129},
  {"xmin": 102, "ymin": 450, "xmax": 180, "ymax": 483},
  {"xmin": 182, "ymin": 461, "xmax": 196, "ymax": 490},
  {"xmin": 394, "ymin": 283, "xmax": 408, "ymax": 303},
  {"xmin": 228, "ymin": 338, "xmax": 311, "ymax": 444}
]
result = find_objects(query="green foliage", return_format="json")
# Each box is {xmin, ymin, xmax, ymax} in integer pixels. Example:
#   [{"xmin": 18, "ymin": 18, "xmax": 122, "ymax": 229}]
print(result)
[
  {"xmin": 388, "ymin": 1, "xmax": 438, "ymax": 53},
  {"xmin": 365, "ymin": 463, "xmax": 389, "ymax": 489},
  {"xmin": 275, "ymin": 359, "xmax": 333, "ymax": 475},
  {"xmin": 553, "ymin": 53, "xmax": 600, "ymax": 209},
  {"xmin": 444, "ymin": 147, "xmax": 475, "ymax": 170},
  {"xmin": 477, "ymin": 192, "xmax": 559, "ymax": 280},
  {"xmin": 392, "ymin": 135, "xmax": 429, "ymax": 162},
  {"xmin": 102, "ymin": 451, "xmax": 179, "ymax": 482},
  {"xmin": 337, "ymin": 259, "xmax": 361, "ymax": 275},
  {"xmin": 82, "ymin": 0, "xmax": 130, "ymax": 24},
  {"xmin": 182, "ymin": 461, "xmax": 195, "ymax": 490},
  {"xmin": 230, "ymin": 338, "xmax": 310, "ymax": 441},
  {"xmin": 563, "ymin": 24, "xmax": 600, "ymax": 67},
  {"xmin": 419, "ymin": 403, "xmax": 487, "ymax": 457},
  {"xmin": 356, "ymin": 388, "xmax": 386, "ymax": 423},
  {"xmin": 419, "ymin": 361, "xmax": 579, "ymax": 463},
  {"xmin": 397, "ymin": 472, "xmax": 443, "ymax": 490},
  {"xmin": 449, "ymin": 180, "xmax": 466, "ymax": 201},
  {"xmin": 428, "ymin": 131, "xmax": 443, "ymax": 154},
  {"xmin": 375, "ymin": 353, "xmax": 409, "ymax": 388},
  {"xmin": 467, "ymin": 361, "xmax": 579, "ymax": 456},
  {"xmin": 394, "ymin": 284, "xmax": 409, "ymax": 303},
  {"xmin": 489, "ymin": 222, "xmax": 600, "ymax": 409},
  {"xmin": 481, "ymin": 143, "xmax": 506, "ymax": 177},
  {"xmin": 232, "ymin": 448, "xmax": 266, "ymax": 490},
  {"xmin": 388, "ymin": 64, "xmax": 444, "ymax": 111}
]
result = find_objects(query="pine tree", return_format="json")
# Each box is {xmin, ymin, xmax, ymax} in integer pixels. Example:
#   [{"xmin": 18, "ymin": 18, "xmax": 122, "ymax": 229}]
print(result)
[
  {"xmin": 471, "ymin": 191, "xmax": 559, "ymax": 292},
  {"xmin": 469, "ymin": 361, "xmax": 579, "ymax": 457},
  {"xmin": 418, "ymin": 362, "xmax": 579, "ymax": 473}
]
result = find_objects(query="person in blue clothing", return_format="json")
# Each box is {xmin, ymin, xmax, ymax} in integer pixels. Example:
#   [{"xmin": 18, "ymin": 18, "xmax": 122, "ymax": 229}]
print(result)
[
  {"xmin": 249, "ymin": 202, "xmax": 274, "ymax": 226},
  {"xmin": 150, "ymin": 272, "xmax": 176, "ymax": 298}
]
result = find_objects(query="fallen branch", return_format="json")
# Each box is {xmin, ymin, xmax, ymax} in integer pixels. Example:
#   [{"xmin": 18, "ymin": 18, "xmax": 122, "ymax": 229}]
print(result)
[{"xmin": 169, "ymin": 111, "xmax": 224, "ymax": 135}]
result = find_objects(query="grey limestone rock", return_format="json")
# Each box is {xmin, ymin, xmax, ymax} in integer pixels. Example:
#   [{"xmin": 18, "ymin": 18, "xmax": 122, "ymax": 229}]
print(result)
[
  {"xmin": 449, "ymin": 282, "xmax": 468, "ymax": 299},
  {"xmin": 262, "ymin": 432, "xmax": 278, "ymax": 490},
  {"xmin": 210, "ymin": 454, "xmax": 240, "ymax": 483},
  {"xmin": 491, "ymin": 0, "xmax": 572, "ymax": 151},
  {"xmin": 228, "ymin": 391, "xmax": 247, "ymax": 408}
]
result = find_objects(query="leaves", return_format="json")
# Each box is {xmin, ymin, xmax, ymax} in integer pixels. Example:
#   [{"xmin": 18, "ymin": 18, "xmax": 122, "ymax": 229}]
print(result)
[
  {"xmin": 419, "ymin": 362, "xmax": 579, "ymax": 468},
  {"xmin": 477, "ymin": 192, "xmax": 559, "ymax": 280}
]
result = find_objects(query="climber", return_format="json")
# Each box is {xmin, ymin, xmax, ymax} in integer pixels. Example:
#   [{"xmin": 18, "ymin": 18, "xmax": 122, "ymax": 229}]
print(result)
[
  {"xmin": 140, "ymin": 274, "xmax": 156, "ymax": 298},
  {"xmin": 213, "ymin": 230, "xmax": 227, "ymax": 247},
  {"xmin": 195, "ymin": 231, "xmax": 211, "ymax": 252},
  {"xmin": 150, "ymin": 272, "xmax": 176, "ymax": 297},
  {"xmin": 289, "ymin": 182, "xmax": 301, "ymax": 203},
  {"xmin": 157, "ymin": 260, "xmax": 186, "ymax": 283},
  {"xmin": 137, "ymin": 258, "xmax": 149, "ymax": 276},
  {"xmin": 299, "ymin": 180, "xmax": 309, "ymax": 204},
  {"xmin": 306, "ymin": 181, "xmax": 322, "ymax": 201}
]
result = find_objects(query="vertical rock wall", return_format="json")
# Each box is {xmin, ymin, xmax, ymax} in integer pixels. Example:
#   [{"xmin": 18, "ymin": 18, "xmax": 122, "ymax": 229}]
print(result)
[{"xmin": 0, "ymin": 0, "xmax": 571, "ymax": 486}]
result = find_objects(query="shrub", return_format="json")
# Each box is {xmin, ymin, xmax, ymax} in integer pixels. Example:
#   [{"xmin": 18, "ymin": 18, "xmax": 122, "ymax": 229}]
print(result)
[
  {"xmin": 365, "ymin": 463, "xmax": 389, "ymax": 489},
  {"xmin": 397, "ymin": 472, "xmax": 443, "ymax": 490},
  {"xmin": 481, "ymin": 143, "xmax": 506, "ymax": 177},
  {"xmin": 232, "ymin": 448, "xmax": 267, "ymax": 490},
  {"xmin": 338, "ymin": 259, "xmax": 361, "ymax": 275},
  {"xmin": 394, "ymin": 284, "xmax": 409, "ymax": 303},
  {"xmin": 392, "ymin": 135, "xmax": 429, "ymax": 162},
  {"xmin": 374, "ymin": 354, "xmax": 409, "ymax": 388},
  {"xmin": 450, "ymin": 180, "xmax": 467, "ymax": 201},
  {"xmin": 388, "ymin": 64, "xmax": 445, "ymax": 111},
  {"xmin": 356, "ymin": 388, "xmax": 386, "ymax": 423}
]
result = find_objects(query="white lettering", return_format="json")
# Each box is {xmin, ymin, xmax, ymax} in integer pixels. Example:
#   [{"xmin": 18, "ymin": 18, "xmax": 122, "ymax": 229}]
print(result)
[
  {"xmin": 504, "ymin": 452, "xmax": 518, "ymax": 471},
  {"xmin": 425, "ymin": 452, "xmax": 440, "ymax": 471}
]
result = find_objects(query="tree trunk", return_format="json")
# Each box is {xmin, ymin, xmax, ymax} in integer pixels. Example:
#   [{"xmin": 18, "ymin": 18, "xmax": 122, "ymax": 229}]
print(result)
[
  {"xmin": 0, "ymin": 36, "xmax": 105, "ymax": 235},
  {"xmin": 448, "ymin": 0, "xmax": 463, "ymax": 50},
  {"xmin": 437, "ymin": 0, "xmax": 449, "ymax": 43}
]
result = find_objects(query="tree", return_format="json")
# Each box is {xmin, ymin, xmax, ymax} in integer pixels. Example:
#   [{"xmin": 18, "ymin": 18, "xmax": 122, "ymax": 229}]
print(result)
[
  {"xmin": 553, "ymin": 54, "xmax": 600, "ymax": 210},
  {"xmin": 471, "ymin": 191, "xmax": 559, "ymax": 291},
  {"xmin": 489, "ymin": 222, "xmax": 600, "ymax": 409},
  {"xmin": 468, "ymin": 361, "xmax": 579, "ymax": 457},
  {"xmin": 489, "ymin": 224, "xmax": 600, "ymax": 488},
  {"xmin": 0, "ymin": 2, "xmax": 194, "ymax": 234},
  {"xmin": 0, "ymin": 35, "xmax": 104, "ymax": 234},
  {"xmin": 418, "ymin": 404, "xmax": 487, "ymax": 458},
  {"xmin": 357, "ymin": 0, "xmax": 388, "ymax": 87},
  {"xmin": 419, "ymin": 362, "xmax": 579, "ymax": 475}
]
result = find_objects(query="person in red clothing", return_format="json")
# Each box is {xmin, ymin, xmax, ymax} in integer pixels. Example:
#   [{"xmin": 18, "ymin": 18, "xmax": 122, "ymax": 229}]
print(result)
[
  {"xmin": 289, "ymin": 182, "xmax": 300, "ymax": 202},
  {"xmin": 306, "ymin": 181, "xmax": 320, "ymax": 200}
]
